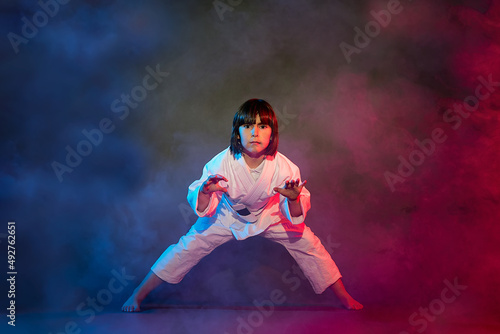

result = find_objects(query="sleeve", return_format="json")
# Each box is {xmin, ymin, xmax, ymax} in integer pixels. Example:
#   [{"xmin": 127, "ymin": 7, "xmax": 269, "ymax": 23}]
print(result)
[
  {"xmin": 277, "ymin": 156, "xmax": 311, "ymax": 224},
  {"xmin": 186, "ymin": 150, "xmax": 227, "ymax": 218}
]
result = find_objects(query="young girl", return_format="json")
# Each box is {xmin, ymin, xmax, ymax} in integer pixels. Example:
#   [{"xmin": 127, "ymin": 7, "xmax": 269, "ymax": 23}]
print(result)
[{"xmin": 122, "ymin": 99, "xmax": 363, "ymax": 311}]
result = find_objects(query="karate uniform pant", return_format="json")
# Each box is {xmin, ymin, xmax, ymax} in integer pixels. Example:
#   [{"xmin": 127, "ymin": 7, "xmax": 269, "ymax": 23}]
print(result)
[{"xmin": 151, "ymin": 218, "xmax": 342, "ymax": 294}]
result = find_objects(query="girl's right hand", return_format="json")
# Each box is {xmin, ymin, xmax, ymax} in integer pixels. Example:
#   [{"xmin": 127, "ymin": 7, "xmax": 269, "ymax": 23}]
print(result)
[{"xmin": 200, "ymin": 174, "xmax": 228, "ymax": 195}]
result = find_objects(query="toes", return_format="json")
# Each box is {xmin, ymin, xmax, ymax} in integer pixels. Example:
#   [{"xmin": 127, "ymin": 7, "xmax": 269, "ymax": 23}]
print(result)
[
  {"xmin": 351, "ymin": 302, "xmax": 363, "ymax": 310},
  {"xmin": 122, "ymin": 305, "xmax": 140, "ymax": 312},
  {"xmin": 122, "ymin": 305, "xmax": 133, "ymax": 312}
]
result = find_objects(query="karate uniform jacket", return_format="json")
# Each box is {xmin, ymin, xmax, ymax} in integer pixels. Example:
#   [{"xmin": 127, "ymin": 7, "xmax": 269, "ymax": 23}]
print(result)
[{"xmin": 187, "ymin": 148, "xmax": 311, "ymax": 240}]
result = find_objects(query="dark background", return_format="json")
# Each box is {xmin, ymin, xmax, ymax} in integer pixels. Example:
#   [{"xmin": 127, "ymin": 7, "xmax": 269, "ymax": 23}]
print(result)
[{"xmin": 1, "ymin": 0, "xmax": 499, "ymax": 326}]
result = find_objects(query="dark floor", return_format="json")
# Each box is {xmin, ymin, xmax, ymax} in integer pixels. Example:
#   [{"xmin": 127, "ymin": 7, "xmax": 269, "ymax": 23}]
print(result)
[{"xmin": 10, "ymin": 304, "xmax": 500, "ymax": 334}]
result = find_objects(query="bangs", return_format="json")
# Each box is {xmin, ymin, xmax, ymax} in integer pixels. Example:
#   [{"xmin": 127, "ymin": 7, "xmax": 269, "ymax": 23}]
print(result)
[{"xmin": 233, "ymin": 101, "xmax": 274, "ymax": 127}]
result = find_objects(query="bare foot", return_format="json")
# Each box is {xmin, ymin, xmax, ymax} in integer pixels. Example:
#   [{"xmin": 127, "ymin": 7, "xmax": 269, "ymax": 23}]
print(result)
[
  {"xmin": 121, "ymin": 271, "xmax": 165, "ymax": 312},
  {"xmin": 121, "ymin": 292, "xmax": 142, "ymax": 312},
  {"xmin": 337, "ymin": 293, "xmax": 364, "ymax": 310},
  {"xmin": 330, "ymin": 278, "xmax": 364, "ymax": 310}
]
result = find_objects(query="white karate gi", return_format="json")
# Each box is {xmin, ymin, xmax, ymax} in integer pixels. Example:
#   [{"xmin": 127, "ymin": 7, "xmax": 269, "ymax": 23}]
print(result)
[{"xmin": 151, "ymin": 148, "xmax": 341, "ymax": 294}]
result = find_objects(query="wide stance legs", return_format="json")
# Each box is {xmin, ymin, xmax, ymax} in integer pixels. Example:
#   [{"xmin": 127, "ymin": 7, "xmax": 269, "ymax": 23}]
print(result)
[
  {"xmin": 122, "ymin": 220, "xmax": 363, "ymax": 312},
  {"xmin": 121, "ymin": 273, "xmax": 363, "ymax": 312}
]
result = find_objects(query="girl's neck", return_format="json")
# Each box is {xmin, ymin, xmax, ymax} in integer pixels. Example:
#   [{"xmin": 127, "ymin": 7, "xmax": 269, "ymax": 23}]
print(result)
[{"xmin": 242, "ymin": 152, "xmax": 265, "ymax": 169}]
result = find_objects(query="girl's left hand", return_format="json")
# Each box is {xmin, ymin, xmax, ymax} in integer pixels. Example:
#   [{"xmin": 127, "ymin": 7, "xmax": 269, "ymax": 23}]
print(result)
[{"xmin": 273, "ymin": 178, "xmax": 307, "ymax": 201}]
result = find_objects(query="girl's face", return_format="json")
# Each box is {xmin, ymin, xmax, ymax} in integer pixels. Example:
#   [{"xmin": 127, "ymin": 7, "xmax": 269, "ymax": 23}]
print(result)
[{"xmin": 238, "ymin": 114, "xmax": 272, "ymax": 158}]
